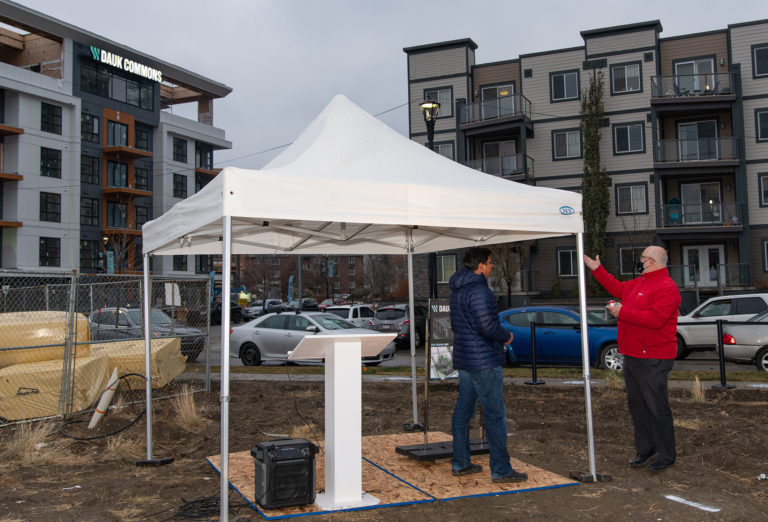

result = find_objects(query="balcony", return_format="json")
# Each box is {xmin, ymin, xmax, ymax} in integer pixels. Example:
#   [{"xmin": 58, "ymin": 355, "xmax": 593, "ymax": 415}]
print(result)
[
  {"xmin": 657, "ymin": 202, "xmax": 743, "ymax": 228},
  {"xmin": 668, "ymin": 263, "xmax": 750, "ymax": 289},
  {"xmin": 102, "ymin": 146, "xmax": 153, "ymax": 159},
  {"xmin": 463, "ymin": 154, "xmax": 534, "ymax": 182},
  {"xmin": 654, "ymin": 137, "xmax": 739, "ymax": 165},
  {"xmin": 0, "ymin": 123, "xmax": 23, "ymax": 136},
  {"xmin": 103, "ymin": 185, "xmax": 152, "ymax": 198},
  {"xmin": 459, "ymin": 94, "xmax": 532, "ymax": 126},
  {"xmin": 651, "ymin": 73, "xmax": 734, "ymax": 99}
]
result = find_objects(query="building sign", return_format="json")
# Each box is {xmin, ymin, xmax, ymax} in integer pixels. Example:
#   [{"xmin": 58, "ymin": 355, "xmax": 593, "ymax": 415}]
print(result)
[{"xmin": 89, "ymin": 46, "xmax": 163, "ymax": 83}]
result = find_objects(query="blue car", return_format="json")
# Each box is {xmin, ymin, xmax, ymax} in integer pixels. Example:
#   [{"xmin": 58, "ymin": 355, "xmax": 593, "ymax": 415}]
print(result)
[{"xmin": 499, "ymin": 306, "xmax": 622, "ymax": 370}]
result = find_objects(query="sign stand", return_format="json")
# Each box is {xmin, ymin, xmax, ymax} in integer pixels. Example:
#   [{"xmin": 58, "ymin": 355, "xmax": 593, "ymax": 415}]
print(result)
[{"xmin": 288, "ymin": 332, "xmax": 395, "ymax": 510}]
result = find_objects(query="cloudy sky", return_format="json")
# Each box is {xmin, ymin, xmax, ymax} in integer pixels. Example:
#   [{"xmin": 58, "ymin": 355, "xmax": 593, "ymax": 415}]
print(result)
[{"xmin": 14, "ymin": 0, "xmax": 768, "ymax": 168}]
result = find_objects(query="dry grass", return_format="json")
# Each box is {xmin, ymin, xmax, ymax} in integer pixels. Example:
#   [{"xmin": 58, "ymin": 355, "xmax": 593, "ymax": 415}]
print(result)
[
  {"xmin": 1, "ymin": 422, "xmax": 54, "ymax": 461},
  {"xmin": 602, "ymin": 371, "xmax": 624, "ymax": 394},
  {"xmin": 104, "ymin": 433, "xmax": 144, "ymax": 461},
  {"xmin": 290, "ymin": 422, "xmax": 323, "ymax": 441},
  {"xmin": 108, "ymin": 492, "xmax": 161, "ymax": 520},
  {"xmin": 690, "ymin": 376, "xmax": 706, "ymax": 402},
  {"xmin": 674, "ymin": 418, "xmax": 704, "ymax": 430},
  {"xmin": 171, "ymin": 385, "xmax": 210, "ymax": 433}
]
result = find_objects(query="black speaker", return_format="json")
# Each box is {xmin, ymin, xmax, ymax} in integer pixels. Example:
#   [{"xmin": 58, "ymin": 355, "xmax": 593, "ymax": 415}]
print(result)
[{"xmin": 251, "ymin": 439, "xmax": 318, "ymax": 509}]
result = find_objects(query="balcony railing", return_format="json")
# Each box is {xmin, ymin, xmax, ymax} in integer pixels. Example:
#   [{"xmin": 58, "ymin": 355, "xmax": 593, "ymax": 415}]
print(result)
[
  {"xmin": 651, "ymin": 73, "xmax": 734, "ymax": 98},
  {"xmin": 654, "ymin": 137, "xmax": 739, "ymax": 163},
  {"xmin": 459, "ymin": 94, "xmax": 532, "ymax": 125},
  {"xmin": 463, "ymin": 154, "xmax": 534, "ymax": 181},
  {"xmin": 668, "ymin": 263, "xmax": 750, "ymax": 289},
  {"xmin": 658, "ymin": 202, "xmax": 742, "ymax": 227}
]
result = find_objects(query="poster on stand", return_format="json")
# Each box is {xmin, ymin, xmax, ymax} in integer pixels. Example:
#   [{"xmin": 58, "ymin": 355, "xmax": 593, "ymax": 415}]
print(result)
[{"xmin": 428, "ymin": 299, "xmax": 457, "ymax": 380}]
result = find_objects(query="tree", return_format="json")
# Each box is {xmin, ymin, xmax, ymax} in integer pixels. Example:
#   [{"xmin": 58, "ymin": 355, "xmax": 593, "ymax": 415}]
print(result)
[
  {"xmin": 489, "ymin": 243, "xmax": 526, "ymax": 306},
  {"xmin": 581, "ymin": 70, "xmax": 610, "ymax": 290}
]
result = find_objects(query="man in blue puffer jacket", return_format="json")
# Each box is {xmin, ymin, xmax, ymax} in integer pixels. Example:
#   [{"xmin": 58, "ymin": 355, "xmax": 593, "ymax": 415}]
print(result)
[{"xmin": 448, "ymin": 247, "xmax": 527, "ymax": 483}]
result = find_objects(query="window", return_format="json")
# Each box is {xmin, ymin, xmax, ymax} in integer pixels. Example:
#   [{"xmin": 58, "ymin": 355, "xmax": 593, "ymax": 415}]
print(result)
[
  {"xmin": 41, "ymin": 102, "xmax": 62, "ymax": 134},
  {"xmin": 620, "ymin": 247, "xmax": 645, "ymax": 275},
  {"xmin": 107, "ymin": 121, "xmax": 128, "ymax": 147},
  {"xmin": 80, "ymin": 240, "xmax": 100, "ymax": 269},
  {"xmin": 552, "ymin": 129, "xmax": 581, "ymax": 159},
  {"xmin": 423, "ymin": 87, "xmax": 453, "ymax": 117},
  {"xmin": 481, "ymin": 84, "xmax": 515, "ymax": 119},
  {"xmin": 349, "ymin": 280, "xmax": 355, "ymax": 289},
  {"xmin": 195, "ymin": 255, "xmax": 211, "ymax": 274},
  {"xmin": 675, "ymin": 58, "xmax": 714, "ymax": 93},
  {"xmin": 616, "ymin": 184, "xmax": 647, "ymax": 214},
  {"xmin": 107, "ymin": 201, "xmax": 127, "ymax": 228},
  {"xmin": 679, "ymin": 120, "xmax": 718, "ymax": 160},
  {"xmin": 195, "ymin": 173, "xmax": 213, "ymax": 193},
  {"xmin": 437, "ymin": 255, "xmax": 456, "ymax": 283},
  {"xmin": 760, "ymin": 173, "xmax": 768, "ymax": 207},
  {"xmin": 39, "ymin": 237, "xmax": 61, "ymax": 267},
  {"xmin": 173, "ymin": 173, "xmax": 187, "ymax": 198},
  {"xmin": 135, "ymin": 206, "xmax": 149, "ymax": 228},
  {"xmin": 757, "ymin": 109, "xmax": 768, "ymax": 142},
  {"xmin": 80, "ymin": 197, "xmax": 99, "ymax": 226},
  {"xmin": 40, "ymin": 192, "xmax": 61, "ymax": 222},
  {"xmin": 81, "ymin": 155, "xmax": 99, "ymax": 184},
  {"xmin": 81, "ymin": 113, "xmax": 100, "ymax": 143},
  {"xmin": 271, "ymin": 257, "xmax": 280, "ymax": 265},
  {"xmin": 80, "ymin": 59, "xmax": 154, "ymax": 110},
  {"xmin": 135, "ymin": 126, "xmax": 151, "ymax": 151},
  {"xmin": 550, "ymin": 71, "xmax": 579, "ymax": 102},
  {"xmin": 614, "ymin": 123, "xmax": 644, "ymax": 154},
  {"xmin": 173, "ymin": 255, "xmax": 187, "ymax": 271},
  {"xmin": 40, "ymin": 147, "xmax": 61, "ymax": 178},
  {"xmin": 753, "ymin": 44, "xmax": 768, "ymax": 78},
  {"xmin": 134, "ymin": 167, "xmax": 149, "ymax": 191},
  {"xmin": 611, "ymin": 63, "xmax": 641, "ymax": 94},
  {"xmin": 107, "ymin": 161, "xmax": 128, "ymax": 187},
  {"xmin": 173, "ymin": 137, "xmax": 187, "ymax": 163},
  {"xmin": 195, "ymin": 142, "xmax": 213, "ymax": 169},
  {"xmin": 436, "ymin": 142, "xmax": 454, "ymax": 161},
  {"xmin": 557, "ymin": 248, "xmax": 577, "ymax": 277}
]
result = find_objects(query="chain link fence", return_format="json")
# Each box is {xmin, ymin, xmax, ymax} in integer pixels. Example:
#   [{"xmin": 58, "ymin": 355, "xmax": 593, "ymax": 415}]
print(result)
[{"xmin": 0, "ymin": 270, "xmax": 211, "ymax": 425}]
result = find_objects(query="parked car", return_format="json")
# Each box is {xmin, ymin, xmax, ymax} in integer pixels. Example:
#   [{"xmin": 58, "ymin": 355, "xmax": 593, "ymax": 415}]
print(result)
[
  {"xmin": 186, "ymin": 301, "xmax": 244, "ymax": 326},
  {"xmin": 721, "ymin": 310, "xmax": 768, "ymax": 372},
  {"xmin": 370, "ymin": 304, "xmax": 427, "ymax": 347},
  {"xmin": 229, "ymin": 311, "xmax": 395, "ymax": 366},
  {"xmin": 677, "ymin": 293, "xmax": 768, "ymax": 358},
  {"xmin": 287, "ymin": 298, "xmax": 319, "ymax": 311},
  {"xmin": 324, "ymin": 304, "xmax": 375, "ymax": 328},
  {"xmin": 242, "ymin": 299, "xmax": 284, "ymax": 321},
  {"xmin": 319, "ymin": 297, "xmax": 346, "ymax": 311},
  {"xmin": 498, "ymin": 306, "xmax": 622, "ymax": 370},
  {"xmin": 88, "ymin": 307, "xmax": 205, "ymax": 362}
]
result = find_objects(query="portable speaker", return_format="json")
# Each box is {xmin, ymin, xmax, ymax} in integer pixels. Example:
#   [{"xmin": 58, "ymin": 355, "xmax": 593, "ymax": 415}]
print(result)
[{"xmin": 251, "ymin": 439, "xmax": 318, "ymax": 509}]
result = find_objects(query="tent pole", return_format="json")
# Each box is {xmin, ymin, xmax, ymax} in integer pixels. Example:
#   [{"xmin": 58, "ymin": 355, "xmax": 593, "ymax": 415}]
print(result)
[
  {"xmin": 142, "ymin": 255, "xmax": 153, "ymax": 460},
  {"xmin": 220, "ymin": 216, "xmax": 232, "ymax": 521},
  {"xmin": 576, "ymin": 232, "xmax": 597, "ymax": 480},
  {"xmin": 407, "ymin": 229, "xmax": 420, "ymax": 428}
]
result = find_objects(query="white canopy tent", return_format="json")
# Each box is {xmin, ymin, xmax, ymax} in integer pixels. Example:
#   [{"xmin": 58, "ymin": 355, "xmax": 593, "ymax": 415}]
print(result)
[{"xmin": 141, "ymin": 95, "xmax": 595, "ymax": 519}]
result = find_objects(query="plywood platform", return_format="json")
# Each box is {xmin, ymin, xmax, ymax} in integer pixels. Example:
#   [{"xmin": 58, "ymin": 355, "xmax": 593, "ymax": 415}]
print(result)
[{"xmin": 207, "ymin": 431, "xmax": 577, "ymax": 519}]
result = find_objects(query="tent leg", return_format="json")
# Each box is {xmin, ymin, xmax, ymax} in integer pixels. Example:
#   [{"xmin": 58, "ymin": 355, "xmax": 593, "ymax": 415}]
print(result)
[
  {"xmin": 404, "ymin": 229, "xmax": 423, "ymax": 432},
  {"xmin": 219, "ymin": 216, "xmax": 233, "ymax": 521},
  {"xmin": 571, "ymin": 233, "xmax": 611, "ymax": 483},
  {"xmin": 137, "ymin": 254, "xmax": 173, "ymax": 467}
]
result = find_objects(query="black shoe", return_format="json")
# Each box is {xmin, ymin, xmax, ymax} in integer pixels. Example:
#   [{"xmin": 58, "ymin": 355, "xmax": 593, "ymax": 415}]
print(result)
[
  {"xmin": 493, "ymin": 470, "xmax": 528, "ymax": 483},
  {"xmin": 648, "ymin": 459, "xmax": 674, "ymax": 473},
  {"xmin": 452, "ymin": 463, "xmax": 482, "ymax": 477},
  {"xmin": 629, "ymin": 454, "xmax": 653, "ymax": 468}
]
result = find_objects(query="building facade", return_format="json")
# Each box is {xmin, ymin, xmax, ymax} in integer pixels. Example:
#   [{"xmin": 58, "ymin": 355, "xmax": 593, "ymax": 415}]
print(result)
[
  {"xmin": 0, "ymin": 1, "xmax": 231, "ymax": 275},
  {"xmin": 405, "ymin": 19, "xmax": 768, "ymax": 303}
]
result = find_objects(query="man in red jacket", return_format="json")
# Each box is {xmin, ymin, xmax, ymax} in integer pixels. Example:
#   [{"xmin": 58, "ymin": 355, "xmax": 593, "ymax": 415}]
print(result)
[{"xmin": 584, "ymin": 245, "xmax": 681, "ymax": 472}]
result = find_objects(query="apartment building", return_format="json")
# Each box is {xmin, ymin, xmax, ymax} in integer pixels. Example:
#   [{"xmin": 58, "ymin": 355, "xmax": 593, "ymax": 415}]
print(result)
[
  {"xmin": 405, "ymin": 19, "xmax": 768, "ymax": 302},
  {"xmin": 0, "ymin": 1, "xmax": 231, "ymax": 275}
]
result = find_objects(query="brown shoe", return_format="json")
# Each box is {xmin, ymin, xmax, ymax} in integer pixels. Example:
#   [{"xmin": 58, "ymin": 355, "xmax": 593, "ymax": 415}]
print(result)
[{"xmin": 493, "ymin": 470, "xmax": 528, "ymax": 483}]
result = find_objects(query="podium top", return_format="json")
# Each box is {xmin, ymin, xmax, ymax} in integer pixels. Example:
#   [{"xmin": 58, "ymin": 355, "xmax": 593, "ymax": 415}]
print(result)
[{"xmin": 288, "ymin": 333, "xmax": 396, "ymax": 360}]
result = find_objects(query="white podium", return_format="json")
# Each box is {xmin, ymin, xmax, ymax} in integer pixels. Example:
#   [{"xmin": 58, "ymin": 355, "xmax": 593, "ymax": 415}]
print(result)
[{"xmin": 288, "ymin": 333, "xmax": 395, "ymax": 510}]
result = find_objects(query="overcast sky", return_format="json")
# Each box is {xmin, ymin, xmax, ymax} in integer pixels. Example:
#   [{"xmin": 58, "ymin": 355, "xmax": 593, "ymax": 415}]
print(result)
[{"xmin": 14, "ymin": 0, "xmax": 768, "ymax": 168}]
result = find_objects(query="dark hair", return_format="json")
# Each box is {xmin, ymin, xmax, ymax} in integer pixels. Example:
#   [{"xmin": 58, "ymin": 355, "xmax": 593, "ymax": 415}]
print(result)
[{"xmin": 463, "ymin": 247, "xmax": 491, "ymax": 271}]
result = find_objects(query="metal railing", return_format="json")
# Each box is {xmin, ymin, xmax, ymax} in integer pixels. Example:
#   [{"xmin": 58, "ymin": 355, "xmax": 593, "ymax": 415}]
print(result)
[
  {"xmin": 463, "ymin": 154, "xmax": 534, "ymax": 182},
  {"xmin": 651, "ymin": 73, "xmax": 734, "ymax": 98},
  {"xmin": 658, "ymin": 202, "xmax": 742, "ymax": 227},
  {"xmin": 459, "ymin": 94, "xmax": 532, "ymax": 124},
  {"xmin": 654, "ymin": 137, "xmax": 739, "ymax": 163},
  {"xmin": 667, "ymin": 263, "xmax": 750, "ymax": 290}
]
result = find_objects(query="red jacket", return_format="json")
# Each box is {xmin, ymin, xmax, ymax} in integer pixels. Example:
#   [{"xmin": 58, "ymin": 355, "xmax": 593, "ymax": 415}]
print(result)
[{"xmin": 591, "ymin": 265, "xmax": 681, "ymax": 359}]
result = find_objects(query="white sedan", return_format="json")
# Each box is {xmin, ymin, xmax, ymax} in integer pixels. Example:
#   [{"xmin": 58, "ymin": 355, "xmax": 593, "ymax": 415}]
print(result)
[
  {"xmin": 721, "ymin": 310, "xmax": 768, "ymax": 372},
  {"xmin": 230, "ymin": 311, "xmax": 395, "ymax": 366}
]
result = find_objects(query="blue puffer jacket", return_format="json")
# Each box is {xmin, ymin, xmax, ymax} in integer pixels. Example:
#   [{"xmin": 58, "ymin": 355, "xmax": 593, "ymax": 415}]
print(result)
[{"xmin": 449, "ymin": 268, "xmax": 509, "ymax": 370}]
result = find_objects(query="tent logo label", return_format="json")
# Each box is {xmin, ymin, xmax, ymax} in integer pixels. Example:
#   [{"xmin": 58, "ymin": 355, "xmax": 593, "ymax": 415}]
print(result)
[{"xmin": 559, "ymin": 206, "xmax": 575, "ymax": 215}]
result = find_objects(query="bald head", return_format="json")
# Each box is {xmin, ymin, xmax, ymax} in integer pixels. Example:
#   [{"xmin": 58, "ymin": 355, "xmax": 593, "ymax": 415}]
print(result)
[{"xmin": 641, "ymin": 246, "xmax": 668, "ymax": 273}]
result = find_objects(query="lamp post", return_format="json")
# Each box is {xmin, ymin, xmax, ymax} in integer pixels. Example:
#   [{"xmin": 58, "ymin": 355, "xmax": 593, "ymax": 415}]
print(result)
[
  {"xmin": 419, "ymin": 99, "xmax": 440, "ymax": 151},
  {"xmin": 420, "ymin": 99, "xmax": 441, "ymax": 299}
]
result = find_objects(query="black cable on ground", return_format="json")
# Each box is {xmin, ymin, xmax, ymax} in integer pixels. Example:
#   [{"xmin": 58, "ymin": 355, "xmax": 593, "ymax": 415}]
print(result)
[
  {"xmin": 59, "ymin": 373, "xmax": 147, "ymax": 441},
  {"xmin": 284, "ymin": 362, "xmax": 324, "ymax": 454},
  {"xmin": 142, "ymin": 493, "xmax": 251, "ymax": 521}
]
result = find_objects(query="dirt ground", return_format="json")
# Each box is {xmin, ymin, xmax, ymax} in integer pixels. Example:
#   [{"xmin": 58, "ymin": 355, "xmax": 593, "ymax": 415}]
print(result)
[{"xmin": 1, "ymin": 376, "xmax": 767, "ymax": 521}]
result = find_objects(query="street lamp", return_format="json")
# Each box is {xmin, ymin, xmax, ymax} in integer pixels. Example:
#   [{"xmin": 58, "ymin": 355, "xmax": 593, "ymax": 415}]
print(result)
[{"xmin": 419, "ymin": 99, "xmax": 440, "ymax": 151}]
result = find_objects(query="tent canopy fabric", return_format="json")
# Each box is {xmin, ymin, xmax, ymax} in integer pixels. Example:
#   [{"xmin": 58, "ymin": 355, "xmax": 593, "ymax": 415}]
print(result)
[{"xmin": 142, "ymin": 95, "xmax": 583, "ymax": 256}]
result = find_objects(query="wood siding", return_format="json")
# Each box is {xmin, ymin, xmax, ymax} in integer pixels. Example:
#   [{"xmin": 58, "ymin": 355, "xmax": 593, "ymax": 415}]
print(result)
[
  {"xmin": 658, "ymin": 33, "xmax": 728, "ymax": 76},
  {"xmin": 585, "ymin": 29, "xmax": 656, "ymax": 57},
  {"xmin": 729, "ymin": 22, "xmax": 768, "ymax": 98},
  {"xmin": 408, "ymin": 47, "xmax": 470, "ymax": 79}
]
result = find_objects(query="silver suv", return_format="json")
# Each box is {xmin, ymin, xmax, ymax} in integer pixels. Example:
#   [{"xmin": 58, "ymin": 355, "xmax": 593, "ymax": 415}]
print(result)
[{"xmin": 676, "ymin": 293, "xmax": 768, "ymax": 357}]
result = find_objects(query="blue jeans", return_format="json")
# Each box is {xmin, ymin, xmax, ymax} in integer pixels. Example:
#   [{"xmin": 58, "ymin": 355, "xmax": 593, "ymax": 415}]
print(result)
[{"xmin": 451, "ymin": 366, "xmax": 513, "ymax": 479}]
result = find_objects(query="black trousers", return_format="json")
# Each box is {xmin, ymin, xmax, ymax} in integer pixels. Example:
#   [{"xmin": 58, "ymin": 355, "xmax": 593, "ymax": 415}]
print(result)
[{"xmin": 622, "ymin": 355, "xmax": 676, "ymax": 464}]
